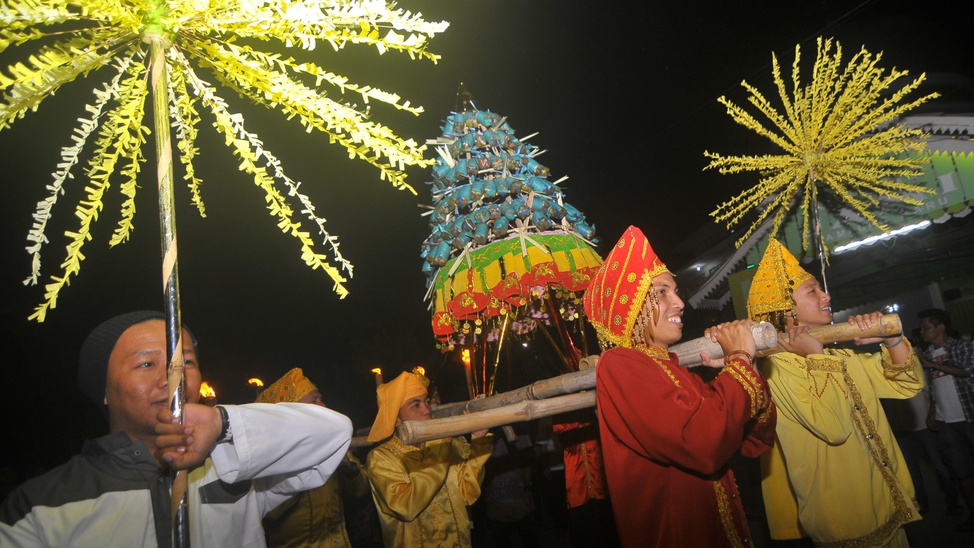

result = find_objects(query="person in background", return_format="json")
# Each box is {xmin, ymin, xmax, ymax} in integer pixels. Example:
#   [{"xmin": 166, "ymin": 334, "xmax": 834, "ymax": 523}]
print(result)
[
  {"xmin": 551, "ymin": 408, "xmax": 619, "ymax": 547},
  {"xmin": 0, "ymin": 310, "xmax": 352, "ymax": 547},
  {"xmin": 749, "ymin": 239, "xmax": 922, "ymax": 546},
  {"xmin": 583, "ymin": 225, "xmax": 776, "ymax": 547},
  {"xmin": 257, "ymin": 367, "xmax": 372, "ymax": 547},
  {"xmin": 883, "ymin": 382, "xmax": 962, "ymax": 516},
  {"xmin": 366, "ymin": 370, "xmax": 493, "ymax": 547},
  {"xmin": 917, "ymin": 307, "xmax": 974, "ymax": 531}
]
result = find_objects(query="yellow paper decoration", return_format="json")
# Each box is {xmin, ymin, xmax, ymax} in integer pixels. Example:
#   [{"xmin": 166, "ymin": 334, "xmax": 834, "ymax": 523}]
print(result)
[
  {"xmin": 1, "ymin": 0, "xmax": 450, "ymax": 321},
  {"xmin": 705, "ymin": 37, "xmax": 939, "ymax": 255}
]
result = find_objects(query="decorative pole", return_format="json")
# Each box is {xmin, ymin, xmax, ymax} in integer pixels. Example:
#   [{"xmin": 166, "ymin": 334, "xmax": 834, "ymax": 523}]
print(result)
[
  {"xmin": 808, "ymin": 176, "xmax": 830, "ymax": 294},
  {"xmin": 144, "ymin": 3, "xmax": 188, "ymax": 543},
  {"xmin": 486, "ymin": 314, "xmax": 510, "ymax": 396},
  {"xmin": 460, "ymin": 348, "xmax": 475, "ymax": 400}
]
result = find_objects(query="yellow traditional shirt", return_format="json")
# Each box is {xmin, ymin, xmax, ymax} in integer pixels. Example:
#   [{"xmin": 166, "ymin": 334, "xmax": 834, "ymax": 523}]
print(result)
[
  {"xmin": 761, "ymin": 342, "xmax": 923, "ymax": 547},
  {"xmin": 263, "ymin": 452, "xmax": 371, "ymax": 548},
  {"xmin": 367, "ymin": 434, "xmax": 493, "ymax": 548}
]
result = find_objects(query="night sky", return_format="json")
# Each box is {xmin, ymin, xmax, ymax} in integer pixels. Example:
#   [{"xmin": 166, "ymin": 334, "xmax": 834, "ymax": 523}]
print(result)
[{"xmin": 1, "ymin": 0, "xmax": 971, "ymax": 477}]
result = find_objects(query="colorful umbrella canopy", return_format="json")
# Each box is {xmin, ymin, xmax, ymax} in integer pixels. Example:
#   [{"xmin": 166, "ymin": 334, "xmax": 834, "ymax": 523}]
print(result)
[{"xmin": 420, "ymin": 90, "xmax": 601, "ymax": 364}]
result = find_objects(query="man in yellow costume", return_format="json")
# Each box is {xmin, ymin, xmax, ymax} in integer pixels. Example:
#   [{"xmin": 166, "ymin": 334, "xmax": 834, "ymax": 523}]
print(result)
[
  {"xmin": 366, "ymin": 370, "xmax": 494, "ymax": 547},
  {"xmin": 748, "ymin": 239, "xmax": 923, "ymax": 546},
  {"xmin": 257, "ymin": 368, "xmax": 372, "ymax": 548}
]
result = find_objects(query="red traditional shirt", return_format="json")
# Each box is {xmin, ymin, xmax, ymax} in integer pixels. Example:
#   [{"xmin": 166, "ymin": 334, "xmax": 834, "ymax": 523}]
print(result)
[
  {"xmin": 552, "ymin": 418, "xmax": 607, "ymax": 508},
  {"xmin": 596, "ymin": 346, "xmax": 776, "ymax": 548}
]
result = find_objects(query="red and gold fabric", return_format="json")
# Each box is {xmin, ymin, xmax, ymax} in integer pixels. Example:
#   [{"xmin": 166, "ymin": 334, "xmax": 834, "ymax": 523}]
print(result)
[
  {"xmin": 552, "ymin": 420, "xmax": 608, "ymax": 508},
  {"xmin": 596, "ymin": 346, "xmax": 776, "ymax": 548},
  {"xmin": 582, "ymin": 225, "xmax": 669, "ymax": 350},
  {"xmin": 430, "ymin": 233, "xmax": 602, "ymax": 339}
]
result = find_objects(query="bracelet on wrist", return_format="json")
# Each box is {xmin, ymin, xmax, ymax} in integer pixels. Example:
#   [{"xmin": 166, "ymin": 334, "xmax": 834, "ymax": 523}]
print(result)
[
  {"xmin": 217, "ymin": 406, "xmax": 233, "ymax": 444},
  {"xmin": 726, "ymin": 350, "xmax": 753, "ymax": 365},
  {"xmin": 880, "ymin": 334, "xmax": 905, "ymax": 348}
]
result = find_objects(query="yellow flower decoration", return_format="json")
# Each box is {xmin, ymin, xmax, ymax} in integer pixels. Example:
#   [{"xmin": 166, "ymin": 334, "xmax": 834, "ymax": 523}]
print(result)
[
  {"xmin": 1, "ymin": 0, "xmax": 448, "ymax": 321},
  {"xmin": 704, "ymin": 36, "xmax": 939, "ymax": 255}
]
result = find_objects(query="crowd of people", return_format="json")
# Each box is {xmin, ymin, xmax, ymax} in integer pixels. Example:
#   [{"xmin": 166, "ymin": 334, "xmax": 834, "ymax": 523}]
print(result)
[{"xmin": 1, "ymin": 227, "xmax": 973, "ymax": 547}]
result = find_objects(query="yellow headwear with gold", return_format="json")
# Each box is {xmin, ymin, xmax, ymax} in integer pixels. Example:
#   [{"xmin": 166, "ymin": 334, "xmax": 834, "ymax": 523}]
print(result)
[
  {"xmin": 255, "ymin": 367, "xmax": 318, "ymax": 404},
  {"xmin": 368, "ymin": 371, "xmax": 428, "ymax": 442},
  {"xmin": 583, "ymin": 225, "xmax": 669, "ymax": 350},
  {"xmin": 746, "ymin": 238, "xmax": 814, "ymax": 323}
]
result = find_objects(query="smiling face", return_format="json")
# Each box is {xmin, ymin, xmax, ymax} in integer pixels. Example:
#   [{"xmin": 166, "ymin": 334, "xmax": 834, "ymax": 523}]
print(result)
[
  {"xmin": 640, "ymin": 272, "xmax": 684, "ymax": 347},
  {"xmin": 396, "ymin": 393, "xmax": 432, "ymax": 426},
  {"xmin": 789, "ymin": 278, "xmax": 832, "ymax": 328},
  {"xmin": 104, "ymin": 319, "xmax": 200, "ymax": 442}
]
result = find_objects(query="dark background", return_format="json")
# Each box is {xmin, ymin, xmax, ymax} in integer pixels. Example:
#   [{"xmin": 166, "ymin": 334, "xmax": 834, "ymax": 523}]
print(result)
[{"xmin": 1, "ymin": 0, "xmax": 971, "ymax": 479}]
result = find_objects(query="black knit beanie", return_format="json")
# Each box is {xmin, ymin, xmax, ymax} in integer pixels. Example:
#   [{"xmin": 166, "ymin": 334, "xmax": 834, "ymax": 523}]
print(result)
[{"xmin": 77, "ymin": 310, "xmax": 169, "ymax": 415}]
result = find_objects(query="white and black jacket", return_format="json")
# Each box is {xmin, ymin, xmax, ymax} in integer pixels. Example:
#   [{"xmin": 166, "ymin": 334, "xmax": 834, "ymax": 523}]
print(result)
[{"xmin": 0, "ymin": 403, "xmax": 353, "ymax": 547}]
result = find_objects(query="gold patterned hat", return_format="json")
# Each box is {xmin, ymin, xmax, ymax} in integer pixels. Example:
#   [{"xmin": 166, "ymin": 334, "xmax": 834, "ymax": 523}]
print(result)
[
  {"xmin": 746, "ymin": 238, "xmax": 813, "ymax": 322},
  {"xmin": 255, "ymin": 367, "xmax": 318, "ymax": 404},
  {"xmin": 583, "ymin": 226, "xmax": 669, "ymax": 350},
  {"xmin": 368, "ymin": 371, "xmax": 429, "ymax": 442}
]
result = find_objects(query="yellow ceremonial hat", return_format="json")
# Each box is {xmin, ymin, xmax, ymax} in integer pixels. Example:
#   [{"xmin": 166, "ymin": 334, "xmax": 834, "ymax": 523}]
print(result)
[
  {"xmin": 255, "ymin": 367, "xmax": 318, "ymax": 404},
  {"xmin": 746, "ymin": 238, "xmax": 813, "ymax": 322},
  {"xmin": 368, "ymin": 371, "xmax": 428, "ymax": 442},
  {"xmin": 583, "ymin": 225, "xmax": 668, "ymax": 350}
]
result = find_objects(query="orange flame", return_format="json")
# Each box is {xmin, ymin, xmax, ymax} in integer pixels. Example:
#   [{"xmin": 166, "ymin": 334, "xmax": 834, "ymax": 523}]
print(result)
[
  {"xmin": 200, "ymin": 381, "xmax": 216, "ymax": 398},
  {"xmin": 413, "ymin": 366, "xmax": 425, "ymax": 376},
  {"xmin": 371, "ymin": 368, "xmax": 382, "ymax": 375},
  {"xmin": 248, "ymin": 378, "xmax": 264, "ymax": 387},
  {"xmin": 461, "ymin": 349, "xmax": 471, "ymax": 367}
]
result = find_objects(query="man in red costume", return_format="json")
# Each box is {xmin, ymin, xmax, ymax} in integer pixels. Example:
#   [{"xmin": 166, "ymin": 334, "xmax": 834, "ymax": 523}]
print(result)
[{"xmin": 582, "ymin": 225, "xmax": 776, "ymax": 547}]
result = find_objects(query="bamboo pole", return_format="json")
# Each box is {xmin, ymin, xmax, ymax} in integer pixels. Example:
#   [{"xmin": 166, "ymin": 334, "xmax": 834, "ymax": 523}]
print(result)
[
  {"xmin": 432, "ymin": 322, "xmax": 779, "ymax": 418},
  {"xmin": 399, "ymin": 391, "xmax": 597, "ymax": 446},
  {"xmin": 425, "ymin": 315, "xmax": 901, "ymax": 428},
  {"xmin": 757, "ymin": 313, "xmax": 902, "ymax": 357},
  {"xmin": 146, "ymin": 32, "xmax": 189, "ymax": 547}
]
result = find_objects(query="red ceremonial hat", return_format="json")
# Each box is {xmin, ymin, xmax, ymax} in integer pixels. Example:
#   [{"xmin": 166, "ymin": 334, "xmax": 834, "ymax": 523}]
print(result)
[{"xmin": 582, "ymin": 226, "xmax": 668, "ymax": 350}]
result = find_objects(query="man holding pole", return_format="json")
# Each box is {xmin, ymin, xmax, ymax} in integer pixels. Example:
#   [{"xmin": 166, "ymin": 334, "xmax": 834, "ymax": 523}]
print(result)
[
  {"xmin": 583, "ymin": 226, "xmax": 776, "ymax": 547},
  {"xmin": 256, "ymin": 367, "xmax": 372, "ymax": 547},
  {"xmin": 366, "ymin": 370, "xmax": 494, "ymax": 547},
  {"xmin": 748, "ymin": 239, "xmax": 922, "ymax": 546},
  {"xmin": 0, "ymin": 311, "xmax": 353, "ymax": 547}
]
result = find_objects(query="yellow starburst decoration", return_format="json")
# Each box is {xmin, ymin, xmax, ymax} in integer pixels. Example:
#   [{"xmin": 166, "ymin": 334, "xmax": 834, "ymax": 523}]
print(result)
[
  {"xmin": 704, "ymin": 36, "xmax": 939, "ymax": 255},
  {"xmin": 1, "ymin": 0, "xmax": 449, "ymax": 321}
]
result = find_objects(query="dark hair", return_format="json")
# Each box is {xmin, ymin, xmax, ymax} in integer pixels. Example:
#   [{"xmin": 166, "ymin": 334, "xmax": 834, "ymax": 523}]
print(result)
[
  {"xmin": 78, "ymin": 311, "xmax": 198, "ymax": 416},
  {"xmin": 917, "ymin": 308, "xmax": 951, "ymax": 332}
]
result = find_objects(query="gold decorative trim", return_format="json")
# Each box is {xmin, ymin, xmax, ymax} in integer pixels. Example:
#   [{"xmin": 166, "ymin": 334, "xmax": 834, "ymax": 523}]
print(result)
[
  {"xmin": 713, "ymin": 478, "xmax": 748, "ymax": 548},
  {"xmin": 806, "ymin": 356, "xmax": 846, "ymax": 373},
  {"xmin": 721, "ymin": 362, "xmax": 763, "ymax": 417},
  {"xmin": 813, "ymin": 508, "xmax": 912, "ymax": 548},
  {"xmin": 811, "ymin": 359, "xmax": 914, "ymax": 547},
  {"xmin": 635, "ymin": 346, "xmax": 681, "ymax": 387}
]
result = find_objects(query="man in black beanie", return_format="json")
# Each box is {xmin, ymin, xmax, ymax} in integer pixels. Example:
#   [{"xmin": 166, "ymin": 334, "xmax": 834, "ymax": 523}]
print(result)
[{"xmin": 0, "ymin": 310, "xmax": 354, "ymax": 547}]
